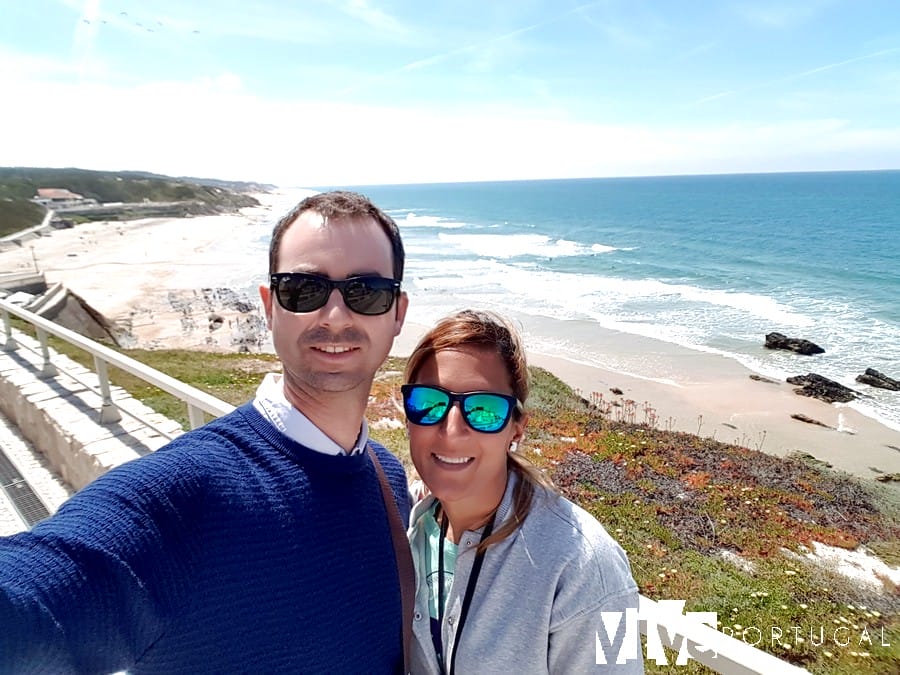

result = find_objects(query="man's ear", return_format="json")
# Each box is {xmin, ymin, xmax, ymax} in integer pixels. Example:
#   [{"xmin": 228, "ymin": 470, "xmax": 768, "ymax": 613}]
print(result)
[
  {"xmin": 259, "ymin": 284, "xmax": 273, "ymax": 329},
  {"xmin": 393, "ymin": 290, "xmax": 409, "ymax": 336}
]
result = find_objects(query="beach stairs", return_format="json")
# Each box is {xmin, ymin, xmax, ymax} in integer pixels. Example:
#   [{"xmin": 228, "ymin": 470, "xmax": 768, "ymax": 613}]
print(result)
[
  {"xmin": 21, "ymin": 281, "xmax": 67, "ymax": 314},
  {"xmin": 5, "ymin": 282, "xmax": 122, "ymax": 346}
]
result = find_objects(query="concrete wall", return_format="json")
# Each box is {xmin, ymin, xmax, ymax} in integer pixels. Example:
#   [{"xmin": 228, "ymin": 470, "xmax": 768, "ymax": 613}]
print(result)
[
  {"xmin": 0, "ymin": 332, "xmax": 184, "ymax": 490},
  {"xmin": 0, "ymin": 271, "xmax": 47, "ymax": 295}
]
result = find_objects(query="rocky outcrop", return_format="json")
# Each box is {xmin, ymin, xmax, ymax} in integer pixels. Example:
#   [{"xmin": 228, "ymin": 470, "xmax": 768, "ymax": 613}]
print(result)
[
  {"xmin": 786, "ymin": 373, "xmax": 858, "ymax": 403},
  {"xmin": 114, "ymin": 287, "xmax": 268, "ymax": 353},
  {"xmin": 856, "ymin": 368, "xmax": 900, "ymax": 391},
  {"xmin": 764, "ymin": 332, "xmax": 825, "ymax": 355}
]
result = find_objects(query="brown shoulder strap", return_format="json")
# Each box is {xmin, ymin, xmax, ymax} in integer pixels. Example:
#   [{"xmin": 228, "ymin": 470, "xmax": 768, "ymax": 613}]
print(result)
[{"xmin": 368, "ymin": 445, "xmax": 415, "ymax": 674}]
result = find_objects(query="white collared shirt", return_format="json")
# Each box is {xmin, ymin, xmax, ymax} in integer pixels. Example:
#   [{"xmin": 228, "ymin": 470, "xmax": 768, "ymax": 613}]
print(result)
[{"xmin": 252, "ymin": 372, "xmax": 368, "ymax": 456}]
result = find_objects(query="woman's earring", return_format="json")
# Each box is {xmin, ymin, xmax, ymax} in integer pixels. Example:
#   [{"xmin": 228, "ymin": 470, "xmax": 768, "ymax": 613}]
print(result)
[{"xmin": 509, "ymin": 441, "xmax": 518, "ymax": 453}]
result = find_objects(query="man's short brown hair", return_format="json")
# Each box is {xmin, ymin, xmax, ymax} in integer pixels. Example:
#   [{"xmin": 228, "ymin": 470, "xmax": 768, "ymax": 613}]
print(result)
[{"xmin": 268, "ymin": 191, "xmax": 405, "ymax": 280}]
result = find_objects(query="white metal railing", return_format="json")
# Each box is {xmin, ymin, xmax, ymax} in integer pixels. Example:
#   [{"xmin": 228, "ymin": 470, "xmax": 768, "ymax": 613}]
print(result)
[
  {"xmin": 0, "ymin": 298, "xmax": 811, "ymax": 673},
  {"xmin": 0, "ymin": 297, "xmax": 234, "ymax": 435}
]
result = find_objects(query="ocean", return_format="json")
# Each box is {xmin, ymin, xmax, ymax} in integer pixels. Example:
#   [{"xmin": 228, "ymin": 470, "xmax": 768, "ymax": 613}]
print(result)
[{"xmin": 231, "ymin": 171, "xmax": 900, "ymax": 432}]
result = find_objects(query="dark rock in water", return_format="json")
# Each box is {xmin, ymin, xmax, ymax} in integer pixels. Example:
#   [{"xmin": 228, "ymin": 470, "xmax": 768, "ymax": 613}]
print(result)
[
  {"xmin": 856, "ymin": 368, "xmax": 900, "ymax": 391},
  {"xmin": 790, "ymin": 413, "xmax": 831, "ymax": 428},
  {"xmin": 610, "ymin": 387, "xmax": 623, "ymax": 395},
  {"xmin": 764, "ymin": 332, "xmax": 825, "ymax": 355},
  {"xmin": 786, "ymin": 373, "xmax": 858, "ymax": 403}
]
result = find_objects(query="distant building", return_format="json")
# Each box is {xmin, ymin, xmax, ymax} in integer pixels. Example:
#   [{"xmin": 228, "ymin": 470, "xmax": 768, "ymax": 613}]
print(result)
[{"xmin": 32, "ymin": 189, "xmax": 98, "ymax": 208}]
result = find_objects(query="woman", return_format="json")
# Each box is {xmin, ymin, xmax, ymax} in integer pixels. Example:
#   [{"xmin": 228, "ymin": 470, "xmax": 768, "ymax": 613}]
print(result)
[{"xmin": 402, "ymin": 309, "xmax": 643, "ymax": 674}]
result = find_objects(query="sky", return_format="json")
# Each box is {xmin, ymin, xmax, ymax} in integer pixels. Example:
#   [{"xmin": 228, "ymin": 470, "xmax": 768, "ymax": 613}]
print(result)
[{"xmin": 1, "ymin": 0, "xmax": 899, "ymax": 187}]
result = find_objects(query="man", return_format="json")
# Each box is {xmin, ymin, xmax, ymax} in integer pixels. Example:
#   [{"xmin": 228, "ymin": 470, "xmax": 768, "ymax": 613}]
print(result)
[{"xmin": 0, "ymin": 191, "xmax": 411, "ymax": 673}]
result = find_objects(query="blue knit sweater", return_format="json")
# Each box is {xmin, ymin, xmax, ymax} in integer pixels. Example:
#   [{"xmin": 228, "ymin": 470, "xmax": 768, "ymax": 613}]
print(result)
[{"xmin": 0, "ymin": 403, "xmax": 410, "ymax": 674}]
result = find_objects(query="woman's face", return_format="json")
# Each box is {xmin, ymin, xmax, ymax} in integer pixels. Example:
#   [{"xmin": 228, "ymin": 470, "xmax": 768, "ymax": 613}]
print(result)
[{"xmin": 407, "ymin": 345, "xmax": 525, "ymax": 513}]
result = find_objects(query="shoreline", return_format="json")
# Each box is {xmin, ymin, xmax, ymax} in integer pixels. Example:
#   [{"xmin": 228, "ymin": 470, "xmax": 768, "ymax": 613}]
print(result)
[{"xmin": 3, "ymin": 205, "xmax": 899, "ymax": 483}]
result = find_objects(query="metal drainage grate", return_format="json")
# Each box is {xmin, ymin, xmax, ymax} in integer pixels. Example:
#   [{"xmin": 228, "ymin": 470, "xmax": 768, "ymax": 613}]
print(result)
[{"xmin": 0, "ymin": 450, "xmax": 51, "ymax": 527}]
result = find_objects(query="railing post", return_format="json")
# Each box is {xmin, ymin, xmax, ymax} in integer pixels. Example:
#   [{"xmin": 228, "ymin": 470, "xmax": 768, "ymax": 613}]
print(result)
[
  {"xmin": 187, "ymin": 404, "xmax": 206, "ymax": 430},
  {"xmin": 93, "ymin": 355, "xmax": 122, "ymax": 424},
  {"xmin": 1, "ymin": 309, "xmax": 17, "ymax": 352},
  {"xmin": 36, "ymin": 328, "xmax": 58, "ymax": 378}
]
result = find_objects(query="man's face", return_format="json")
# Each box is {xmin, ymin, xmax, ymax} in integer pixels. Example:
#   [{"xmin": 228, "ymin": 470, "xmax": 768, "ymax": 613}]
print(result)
[{"xmin": 260, "ymin": 210, "xmax": 408, "ymax": 402}]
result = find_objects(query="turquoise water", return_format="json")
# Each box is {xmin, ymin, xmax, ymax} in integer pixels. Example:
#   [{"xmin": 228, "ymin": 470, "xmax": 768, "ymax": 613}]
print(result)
[{"xmin": 243, "ymin": 171, "xmax": 900, "ymax": 430}]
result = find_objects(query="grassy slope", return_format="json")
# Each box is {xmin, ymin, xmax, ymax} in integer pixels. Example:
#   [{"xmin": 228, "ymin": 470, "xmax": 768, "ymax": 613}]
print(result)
[
  {"xmin": 0, "ymin": 167, "xmax": 260, "ymax": 236},
  {"xmin": 41, "ymin": 337, "xmax": 900, "ymax": 673}
]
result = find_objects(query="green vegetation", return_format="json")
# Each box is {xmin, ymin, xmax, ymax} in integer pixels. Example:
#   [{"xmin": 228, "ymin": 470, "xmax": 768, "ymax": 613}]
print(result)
[
  {"xmin": 23, "ymin": 331, "xmax": 900, "ymax": 672},
  {"xmin": 0, "ymin": 197, "xmax": 45, "ymax": 235},
  {"xmin": 0, "ymin": 167, "xmax": 264, "ymax": 236}
]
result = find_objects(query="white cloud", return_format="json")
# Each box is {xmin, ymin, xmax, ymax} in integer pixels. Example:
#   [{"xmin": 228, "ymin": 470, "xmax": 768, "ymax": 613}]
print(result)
[{"xmin": 2, "ymin": 60, "xmax": 899, "ymax": 186}]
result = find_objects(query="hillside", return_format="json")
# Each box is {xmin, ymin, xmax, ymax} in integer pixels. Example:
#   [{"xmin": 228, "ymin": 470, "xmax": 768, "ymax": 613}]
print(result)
[{"xmin": 0, "ymin": 167, "xmax": 266, "ymax": 237}]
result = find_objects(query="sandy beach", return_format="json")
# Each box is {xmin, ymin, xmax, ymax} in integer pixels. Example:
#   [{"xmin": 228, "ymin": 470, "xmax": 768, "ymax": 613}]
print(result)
[
  {"xmin": 3, "ymin": 202, "xmax": 899, "ymax": 482},
  {"xmin": 3, "ymin": 195, "xmax": 283, "ymax": 352}
]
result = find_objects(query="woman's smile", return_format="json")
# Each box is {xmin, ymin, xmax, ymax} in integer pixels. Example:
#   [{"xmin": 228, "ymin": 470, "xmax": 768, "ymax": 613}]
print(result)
[{"xmin": 432, "ymin": 453, "xmax": 475, "ymax": 467}]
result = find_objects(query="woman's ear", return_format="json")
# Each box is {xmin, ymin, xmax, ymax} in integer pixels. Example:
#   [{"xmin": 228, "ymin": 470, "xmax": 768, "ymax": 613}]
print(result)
[
  {"xmin": 509, "ymin": 415, "xmax": 527, "ymax": 453},
  {"xmin": 509, "ymin": 433, "xmax": 526, "ymax": 452}
]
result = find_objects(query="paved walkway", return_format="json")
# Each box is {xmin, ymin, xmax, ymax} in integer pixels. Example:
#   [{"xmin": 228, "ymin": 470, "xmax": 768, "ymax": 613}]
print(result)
[
  {"xmin": 0, "ymin": 406, "xmax": 72, "ymax": 536},
  {"xmin": 0, "ymin": 326, "xmax": 181, "ymax": 536}
]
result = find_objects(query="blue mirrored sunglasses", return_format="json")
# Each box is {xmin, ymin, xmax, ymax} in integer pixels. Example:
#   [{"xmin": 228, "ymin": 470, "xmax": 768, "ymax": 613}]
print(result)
[{"xmin": 401, "ymin": 384, "xmax": 519, "ymax": 433}]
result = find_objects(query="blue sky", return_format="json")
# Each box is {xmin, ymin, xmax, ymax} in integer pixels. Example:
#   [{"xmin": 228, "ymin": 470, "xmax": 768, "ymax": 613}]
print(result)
[{"xmin": 1, "ymin": 0, "xmax": 899, "ymax": 186}]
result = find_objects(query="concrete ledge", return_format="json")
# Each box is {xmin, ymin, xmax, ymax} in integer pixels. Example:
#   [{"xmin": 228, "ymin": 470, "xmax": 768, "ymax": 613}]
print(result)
[{"xmin": 0, "ymin": 333, "xmax": 183, "ymax": 491}]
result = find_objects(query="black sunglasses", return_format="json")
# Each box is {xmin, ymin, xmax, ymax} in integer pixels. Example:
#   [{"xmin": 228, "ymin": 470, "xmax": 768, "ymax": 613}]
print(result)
[
  {"xmin": 270, "ymin": 272, "xmax": 401, "ymax": 315},
  {"xmin": 401, "ymin": 384, "xmax": 520, "ymax": 433}
]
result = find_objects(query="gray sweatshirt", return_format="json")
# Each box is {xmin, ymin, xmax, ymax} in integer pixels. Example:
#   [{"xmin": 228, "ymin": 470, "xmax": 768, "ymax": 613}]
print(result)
[{"xmin": 407, "ymin": 475, "xmax": 644, "ymax": 674}]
